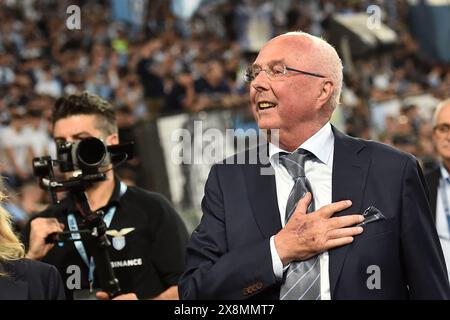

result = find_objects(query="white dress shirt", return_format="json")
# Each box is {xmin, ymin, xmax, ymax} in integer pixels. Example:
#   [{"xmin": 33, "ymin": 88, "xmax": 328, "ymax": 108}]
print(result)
[
  {"xmin": 269, "ymin": 122, "xmax": 334, "ymax": 300},
  {"xmin": 435, "ymin": 165, "xmax": 450, "ymax": 280}
]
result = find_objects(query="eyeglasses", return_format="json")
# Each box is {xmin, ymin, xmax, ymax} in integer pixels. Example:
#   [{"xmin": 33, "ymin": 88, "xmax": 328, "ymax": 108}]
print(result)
[
  {"xmin": 434, "ymin": 123, "xmax": 450, "ymax": 136},
  {"xmin": 244, "ymin": 63, "xmax": 325, "ymax": 83}
]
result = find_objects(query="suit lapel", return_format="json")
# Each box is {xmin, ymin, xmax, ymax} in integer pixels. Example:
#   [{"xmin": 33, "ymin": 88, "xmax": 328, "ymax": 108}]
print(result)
[
  {"xmin": 427, "ymin": 168, "xmax": 440, "ymax": 221},
  {"xmin": 329, "ymin": 128, "xmax": 371, "ymax": 298},
  {"xmin": 243, "ymin": 145, "xmax": 282, "ymax": 239}
]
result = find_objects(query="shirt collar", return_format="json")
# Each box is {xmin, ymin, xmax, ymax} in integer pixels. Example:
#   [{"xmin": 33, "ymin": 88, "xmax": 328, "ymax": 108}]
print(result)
[
  {"xmin": 440, "ymin": 164, "xmax": 450, "ymax": 184},
  {"xmin": 66, "ymin": 175, "xmax": 122, "ymax": 214},
  {"xmin": 269, "ymin": 122, "xmax": 334, "ymax": 165}
]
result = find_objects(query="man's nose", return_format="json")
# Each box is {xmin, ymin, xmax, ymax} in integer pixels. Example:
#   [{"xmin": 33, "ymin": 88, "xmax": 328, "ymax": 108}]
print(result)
[{"xmin": 251, "ymin": 71, "xmax": 270, "ymax": 92}]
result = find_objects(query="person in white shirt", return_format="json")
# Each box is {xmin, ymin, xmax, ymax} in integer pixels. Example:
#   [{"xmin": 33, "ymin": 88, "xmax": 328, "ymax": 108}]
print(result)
[{"xmin": 425, "ymin": 98, "xmax": 450, "ymax": 281}]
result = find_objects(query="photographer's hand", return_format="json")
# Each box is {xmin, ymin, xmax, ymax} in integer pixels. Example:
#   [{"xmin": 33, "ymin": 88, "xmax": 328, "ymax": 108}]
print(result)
[
  {"xmin": 25, "ymin": 218, "xmax": 64, "ymax": 260},
  {"xmin": 152, "ymin": 286, "xmax": 179, "ymax": 300},
  {"xmin": 95, "ymin": 286, "xmax": 178, "ymax": 300}
]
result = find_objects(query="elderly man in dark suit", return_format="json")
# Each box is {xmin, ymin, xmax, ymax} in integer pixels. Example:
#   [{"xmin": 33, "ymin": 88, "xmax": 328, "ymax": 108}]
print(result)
[{"xmin": 179, "ymin": 32, "xmax": 450, "ymax": 300}]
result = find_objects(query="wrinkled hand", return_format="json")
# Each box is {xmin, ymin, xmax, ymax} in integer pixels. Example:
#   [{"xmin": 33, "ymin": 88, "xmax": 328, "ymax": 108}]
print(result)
[
  {"xmin": 96, "ymin": 292, "xmax": 138, "ymax": 300},
  {"xmin": 26, "ymin": 218, "xmax": 64, "ymax": 260},
  {"xmin": 274, "ymin": 193, "xmax": 364, "ymax": 265}
]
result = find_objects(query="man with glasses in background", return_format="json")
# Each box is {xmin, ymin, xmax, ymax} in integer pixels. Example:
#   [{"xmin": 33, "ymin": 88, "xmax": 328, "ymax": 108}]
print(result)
[
  {"xmin": 425, "ymin": 99, "xmax": 450, "ymax": 281},
  {"xmin": 179, "ymin": 31, "xmax": 450, "ymax": 299}
]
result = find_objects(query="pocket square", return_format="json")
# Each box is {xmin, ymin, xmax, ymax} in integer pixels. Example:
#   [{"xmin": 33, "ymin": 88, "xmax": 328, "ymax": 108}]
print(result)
[{"xmin": 357, "ymin": 206, "xmax": 386, "ymax": 227}]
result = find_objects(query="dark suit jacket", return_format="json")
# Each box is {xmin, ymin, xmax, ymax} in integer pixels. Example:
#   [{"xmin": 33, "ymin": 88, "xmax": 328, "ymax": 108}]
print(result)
[
  {"xmin": 0, "ymin": 259, "xmax": 65, "ymax": 300},
  {"xmin": 424, "ymin": 166, "xmax": 440, "ymax": 222},
  {"xmin": 179, "ymin": 128, "xmax": 450, "ymax": 299}
]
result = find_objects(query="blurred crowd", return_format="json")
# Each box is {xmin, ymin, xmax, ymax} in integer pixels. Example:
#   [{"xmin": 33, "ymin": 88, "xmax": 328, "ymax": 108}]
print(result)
[{"xmin": 0, "ymin": 0, "xmax": 449, "ymax": 228}]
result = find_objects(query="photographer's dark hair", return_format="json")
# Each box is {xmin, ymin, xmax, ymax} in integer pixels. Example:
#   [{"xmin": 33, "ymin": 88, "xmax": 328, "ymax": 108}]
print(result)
[{"xmin": 52, "ymin": 91, "xmax": 117, "ymax": 135}]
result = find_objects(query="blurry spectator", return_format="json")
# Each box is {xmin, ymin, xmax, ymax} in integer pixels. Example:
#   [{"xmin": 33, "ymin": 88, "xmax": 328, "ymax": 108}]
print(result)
[
  {"xmin": 192, "ymin": 59, "xmax": 231, "ymax": 111},
  {"xmin": 391, "ymin": 113, "xmax": 418, "ymax": 155},
  {"xmin": 0, "ymin": 54, "xmax": 15, "ymax": 87},
  {"xmin": 34, "ymin": 66, "xmax": 63, "ymax": 98},
  {"xmin": 165, "ymin": 67, "xmax": 195, "ymax": 113},
  {"xmin": 114, "ymin": 75, "xmax": 146, "ymax": 117},
  {"xmin": 346, "ymin": 102, "xmax": 370, "ymax": 139},
  {"xmin": 137, "ymin": 40, "xmax": 165, "ymax": 117},
  {"xmin": 0, "ymin": 107, "xmax": 33, "ymax": 189},
  {"xmin": 234, "ymin": 0, "xmax": 276, "ymax": 52},
  {"xmin": 402, "ymin": 104, "xmax": 422, "ymax": 135},
  {"xmin": 378, "ymin": 115, "xmax": 396, "ymax": 144},
  {"xmin": 194, "ymin": 59, "xmax": 230, "ymax": 95},
  {"xmin": 24, "ymin": 108, "xmax": 54, "ymax": 158},
  {"xmin": 111, "ymin": 27, "xmax": 129, "ymax": 64},
  {"xmin": 116, "ymin": 104, "xmax": 141, "ymax": 181},
  {"xmin": 392, "ymin": 133, "xmax": 418, "ymax": 156},
  {"xmin": 0, "ymin": 97, "xmax": 10, "ymax": 125},
  {"xmin": 428, "ymin": 66, "xmax": 442, "ymax": 89},
  {"xmin": 19, "ymin": 180, "xmax": 47, "ymax": 216},
  {"xmin": 425, "ymin": 99, "xmax": 450, "ymax": 280}
]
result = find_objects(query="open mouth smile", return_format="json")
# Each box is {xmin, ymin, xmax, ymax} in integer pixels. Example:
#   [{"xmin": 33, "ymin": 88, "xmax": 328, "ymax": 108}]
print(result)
[{"xmin": 258, "ymin": 101, "xmax": 277, "ymax": 110}]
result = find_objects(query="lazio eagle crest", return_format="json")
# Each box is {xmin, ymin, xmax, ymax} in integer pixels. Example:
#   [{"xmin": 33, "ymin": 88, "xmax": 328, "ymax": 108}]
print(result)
[{"xmin": 106, "ymin": 228, "xmax": 135, "ymax": 251}]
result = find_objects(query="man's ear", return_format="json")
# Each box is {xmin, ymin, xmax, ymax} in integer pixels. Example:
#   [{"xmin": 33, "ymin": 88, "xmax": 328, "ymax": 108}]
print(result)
[
  {"xmin": 317, "ymin": 80, "xmax": 334, "ymax": 106},
  {"xmin": 106, "ymin": 133, "xmax": 119, "ymax": 145}
]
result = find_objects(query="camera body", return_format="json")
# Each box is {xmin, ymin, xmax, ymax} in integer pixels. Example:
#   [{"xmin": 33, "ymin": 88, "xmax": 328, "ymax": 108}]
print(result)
[
  {"xmin": 57, "ymin": 137, "xmax": 111, "ymax": 174},
  {"xmin": 32, "ymin": 137, "xmax": 133, "ymax": 196},
  {"xmin": 32, "ymin": 137, "xmax": 113, "ymax": 193}
]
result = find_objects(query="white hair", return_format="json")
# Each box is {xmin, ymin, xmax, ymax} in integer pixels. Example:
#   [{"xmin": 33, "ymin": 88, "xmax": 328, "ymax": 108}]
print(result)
[
  {"xmin": 432, "ymin": 98, "xmax": 450, "ymax": 127},
  {"xmin": 283, "ymin": 31, "xmax": 343, "ymax": 110}
]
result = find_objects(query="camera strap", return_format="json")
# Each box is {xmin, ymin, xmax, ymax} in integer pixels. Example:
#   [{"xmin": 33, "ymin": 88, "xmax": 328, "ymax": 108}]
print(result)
[{"xmin": 67, "ymin": 181, "xmax": 128, "ymax": 289}]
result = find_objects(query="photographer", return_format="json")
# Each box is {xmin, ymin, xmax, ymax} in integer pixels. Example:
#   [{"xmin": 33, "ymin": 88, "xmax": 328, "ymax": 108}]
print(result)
[{"xmin": 21, "ymin": 92, "xmax": 188, "ymax": 299}]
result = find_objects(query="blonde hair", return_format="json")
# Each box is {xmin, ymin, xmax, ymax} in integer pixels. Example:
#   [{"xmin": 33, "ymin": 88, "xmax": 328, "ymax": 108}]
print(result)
[
  {"xmin": 0, "ymin": 194, "xmax": 25, "ymax": 275},
  {"xmin": 283, "ymin": 31, "xmax": 343, "ymax": 110}
]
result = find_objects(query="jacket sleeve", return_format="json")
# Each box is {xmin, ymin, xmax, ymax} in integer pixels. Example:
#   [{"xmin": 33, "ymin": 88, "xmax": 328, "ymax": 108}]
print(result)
[
  {"xmin": 401, "ymin": 158, "xmax": 450, "ymax": 299},
  {"xmin": 45, "ymin": 264, "xmax": 66, "ymax": 300},
  {"xmin": 178, "ymin": 164, "xmax": 278, "ymax": 299}
]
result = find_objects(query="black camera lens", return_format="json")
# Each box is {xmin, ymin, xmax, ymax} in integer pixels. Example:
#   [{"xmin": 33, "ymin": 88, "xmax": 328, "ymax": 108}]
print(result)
[{"xmin": 77, "ymin": 137, "xmax": 107, "ymax": 167}]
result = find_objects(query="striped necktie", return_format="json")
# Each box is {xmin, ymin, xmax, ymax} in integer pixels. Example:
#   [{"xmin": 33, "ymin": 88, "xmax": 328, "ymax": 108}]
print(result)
[{"xmin": 279, "ymin": 149, "xmax": 321, "ymax": 300}]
